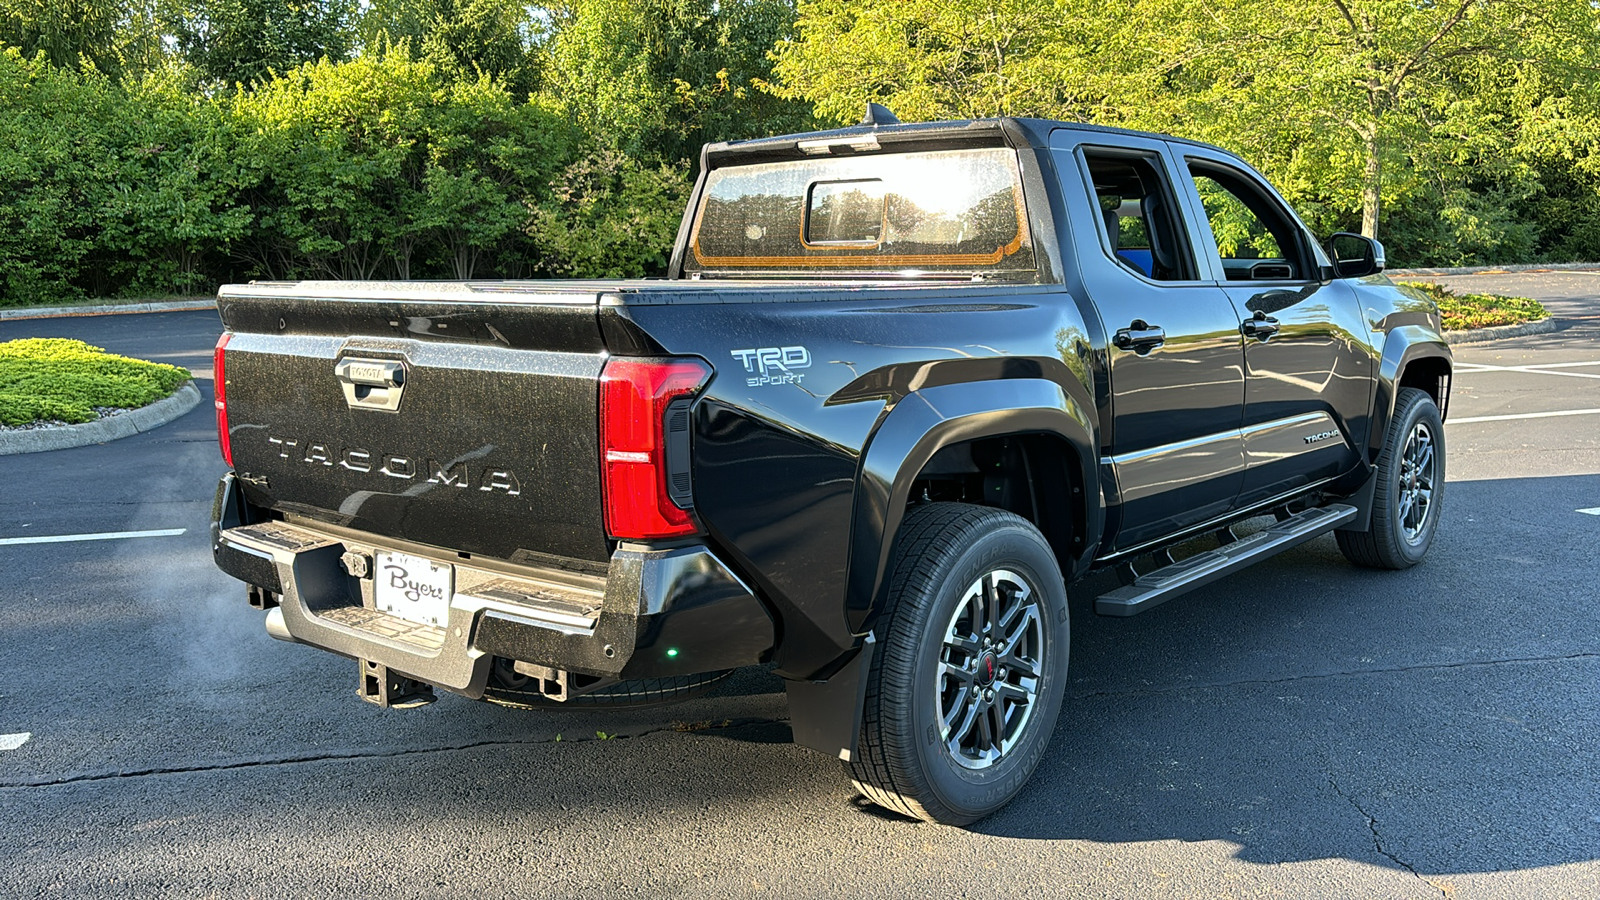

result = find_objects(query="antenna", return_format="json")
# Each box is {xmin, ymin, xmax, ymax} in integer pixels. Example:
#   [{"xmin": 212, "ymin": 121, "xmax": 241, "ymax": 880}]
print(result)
[{"xmin": 860, "ymin": 103, "xmax": 900, "ymax": 127}]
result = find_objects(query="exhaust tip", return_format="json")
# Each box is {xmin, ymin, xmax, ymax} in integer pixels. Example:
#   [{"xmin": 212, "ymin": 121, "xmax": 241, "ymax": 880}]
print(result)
[{"xmin": 264, "ymin": 606, "xmax": 295, "ymax": 643}]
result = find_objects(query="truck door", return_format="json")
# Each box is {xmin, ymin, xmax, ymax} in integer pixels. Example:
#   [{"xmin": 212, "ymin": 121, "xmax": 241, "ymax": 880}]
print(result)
[
  {"xmin": 1172, "ymin": 151, "xmax": 1375, "ymax": 508},
  {"xmin": 1051, "ymin": 133, "xmax": 1246, "ymax": 552}
]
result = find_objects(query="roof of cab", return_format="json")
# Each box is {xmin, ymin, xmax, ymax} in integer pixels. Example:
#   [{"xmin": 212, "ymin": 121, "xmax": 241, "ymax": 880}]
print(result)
[{"xmin": 701, "ymin": 115, "xmax": 1240, "ymax": 169}]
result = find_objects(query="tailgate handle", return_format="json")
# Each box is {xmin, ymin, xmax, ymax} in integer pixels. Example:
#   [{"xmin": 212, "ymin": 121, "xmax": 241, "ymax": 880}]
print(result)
[{"xmin": 335, "ymin": 358, "xmax": 406, "ymax": 412}]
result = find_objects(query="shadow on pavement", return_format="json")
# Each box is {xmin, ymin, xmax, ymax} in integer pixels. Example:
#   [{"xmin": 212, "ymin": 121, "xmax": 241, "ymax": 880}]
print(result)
[
  {"xmin": 3, "ymin": 382, "xmax": 1595, "ymax": 888},
  {"xmin": 973, "ymin": 473, "xmax": 1600, "ymax": 878}
]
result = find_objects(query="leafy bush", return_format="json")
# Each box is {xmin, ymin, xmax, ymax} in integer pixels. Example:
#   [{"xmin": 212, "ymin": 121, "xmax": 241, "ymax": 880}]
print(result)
[
  {"xmin": 1396, "ymin": 282, "xmax": 1549, "ymax": 331},
  {"xmin": 6, "ymin": 0, "xmax": 1600, "ymax": 300},
  {"xmin": 0, "ymin": 51, "xmax": 115, "ymax": 306},
  {"xmin": 0, "ymin": 338, "xmax": 192, "ymax": 426},
  {"xmin": 525, "ymin": 148, "xmax": 689, "ymax": 278}
]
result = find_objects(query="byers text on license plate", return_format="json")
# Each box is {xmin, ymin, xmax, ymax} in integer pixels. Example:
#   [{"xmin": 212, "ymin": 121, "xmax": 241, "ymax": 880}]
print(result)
[{"xmin": 375, "ymin": 551, "xmax": 454, "ymax": 626}]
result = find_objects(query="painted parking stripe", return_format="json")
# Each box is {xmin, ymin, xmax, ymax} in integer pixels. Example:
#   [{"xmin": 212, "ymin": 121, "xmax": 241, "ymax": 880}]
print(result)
[
  {"xmin": 0, "ymin": 528, "xmax": 186, "ymax": 546},
  {"xmin": 1579, "ymin": 508, "xmax": 1600, "ymax": 517},
  {"xmin": 1448, "ymin": 408, "xmax": 1600, "ymax": 424},
  {"xmin": 0, "ymin": 733, "xmax": 30, "ymax": 751},
  {"xmin": 1456, "ymin": 361, "xmax": 1600, "ymax": 371},
  {"xmin": 1451, "ymin": 364, "xmax": 1600, "ymax": 381}
]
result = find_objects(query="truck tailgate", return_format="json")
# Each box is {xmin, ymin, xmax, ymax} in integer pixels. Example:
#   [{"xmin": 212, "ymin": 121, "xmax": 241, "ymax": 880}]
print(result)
[{"xmin": 218, "ymin": 282, "xmax": 610, "ymax": 565}]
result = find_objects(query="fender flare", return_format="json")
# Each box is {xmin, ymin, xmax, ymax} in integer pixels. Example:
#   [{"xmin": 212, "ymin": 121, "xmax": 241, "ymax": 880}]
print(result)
[
  {"xmin": 1370, "ymin": 326, "xmax": 1451, "ymax": 464},
  {"xmin": 843, "ymin": 378, "xmax": 1098, "ymax": 636}
]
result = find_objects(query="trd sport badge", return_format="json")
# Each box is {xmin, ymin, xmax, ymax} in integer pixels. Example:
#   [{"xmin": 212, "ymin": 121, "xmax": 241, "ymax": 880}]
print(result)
[{"xmin": 731, "ymin": 346, "xmax": 811, "ymax": 387}]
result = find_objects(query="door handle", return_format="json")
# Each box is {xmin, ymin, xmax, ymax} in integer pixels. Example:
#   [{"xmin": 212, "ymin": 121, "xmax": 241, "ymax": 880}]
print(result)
[
  {"xmin": 1113, "ymin": 321, "xmax": 1166, "ymax": 354},
  {"xmin": 335, "ymin": 357, "xmax": 406, "ymax": 412},
  {"xmin": 1241, "ymin": 313, "xmax": 1280, "ymax": 341}
]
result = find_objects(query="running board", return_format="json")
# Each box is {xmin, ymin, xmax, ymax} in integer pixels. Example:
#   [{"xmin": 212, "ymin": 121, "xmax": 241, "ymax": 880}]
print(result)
[{"xmin": 1095, "ymin": 504, "xmax": 1358, "ymax": 617}]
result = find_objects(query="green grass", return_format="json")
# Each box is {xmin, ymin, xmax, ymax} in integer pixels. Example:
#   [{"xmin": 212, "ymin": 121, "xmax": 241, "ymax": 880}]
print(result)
[
  {"xmin": 0, "ymin": 339, "xmax": 192, "ymax": 427},
  {"xmin": 1397, "ymin": 281, "xmax": 1550, "ymax": 330}
]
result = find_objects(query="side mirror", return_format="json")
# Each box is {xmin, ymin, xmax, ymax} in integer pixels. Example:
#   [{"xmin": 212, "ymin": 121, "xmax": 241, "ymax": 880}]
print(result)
[{"xmin": 1327, "ymin": 232, "xmax": 1385, "ymax": 278}]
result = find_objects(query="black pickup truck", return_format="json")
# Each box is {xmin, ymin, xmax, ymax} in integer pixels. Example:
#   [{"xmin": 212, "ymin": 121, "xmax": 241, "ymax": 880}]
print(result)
[{"xmin": 210, "ymin": 110, "xmax": 1451, "ymax": 824}]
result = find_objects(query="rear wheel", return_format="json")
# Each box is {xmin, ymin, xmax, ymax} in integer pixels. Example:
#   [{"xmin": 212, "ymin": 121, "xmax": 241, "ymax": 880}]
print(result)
[
  {"xmin": 1337, "ymin": 387, "xmax": 1445, "ymax": 569},
  {"xmin": 847, "ymin": 503, "xmax": 1069, "ymax": 825}
]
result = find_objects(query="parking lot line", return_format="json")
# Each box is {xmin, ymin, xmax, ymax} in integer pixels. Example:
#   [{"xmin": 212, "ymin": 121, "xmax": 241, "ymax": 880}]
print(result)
[
  {"xmin": 0, "ymin": 528, "xmax": 186, "ymax": 546},
  {"xmin": 1449, "ymin": 408, "xmax": 1600, "ymax": 424},
  {"xmin": 0, "ymin": 733, "xmax": 30, "ymax": 751},
  {"xmin": 1453, "ymin": 364, "xmax": 1600, "ymax": 381},
  {"xmin": 1457, "ymin": 361, "xmax": 1600, "ymax": 371}
]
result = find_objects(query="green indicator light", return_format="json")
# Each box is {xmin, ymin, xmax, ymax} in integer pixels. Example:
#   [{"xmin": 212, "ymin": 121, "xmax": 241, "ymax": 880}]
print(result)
[{"xmin": 666, "ymin": 648, "xmax": 679, "ymax": 658}]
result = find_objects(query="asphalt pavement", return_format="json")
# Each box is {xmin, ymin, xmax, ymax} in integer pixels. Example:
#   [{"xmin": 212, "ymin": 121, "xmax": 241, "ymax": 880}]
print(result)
[{"xmin": 1, "ymin": 289, "xmax": 1597, "ymax": 899}]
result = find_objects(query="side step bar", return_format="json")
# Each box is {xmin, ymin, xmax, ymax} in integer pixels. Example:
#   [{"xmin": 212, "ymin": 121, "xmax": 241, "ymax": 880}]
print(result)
[{"xmin": 1095, "ymin": 504, "xmax": 1358, "ymax": 617}]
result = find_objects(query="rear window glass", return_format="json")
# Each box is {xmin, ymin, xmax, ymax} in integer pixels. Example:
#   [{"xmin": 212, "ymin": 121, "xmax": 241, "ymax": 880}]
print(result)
[
  {"xmin": 806, "ymin": 180, "xmax": 887, "ymax": 245},
  {"xmin": 685, "ymin": 148, "xmax": 1034, "ymax": 275}
]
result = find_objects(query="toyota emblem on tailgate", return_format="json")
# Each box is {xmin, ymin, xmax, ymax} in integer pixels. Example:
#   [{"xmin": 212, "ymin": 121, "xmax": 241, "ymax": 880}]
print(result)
[{"xmin": 334, "ymin": 357, "xmax": 406, "ymax": 412}]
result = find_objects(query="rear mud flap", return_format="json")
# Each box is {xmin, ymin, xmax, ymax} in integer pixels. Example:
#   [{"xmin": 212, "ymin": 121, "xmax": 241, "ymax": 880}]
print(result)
[{"xmin": 784, "ymin": 634, "xmax": 875, "ymax": 761}]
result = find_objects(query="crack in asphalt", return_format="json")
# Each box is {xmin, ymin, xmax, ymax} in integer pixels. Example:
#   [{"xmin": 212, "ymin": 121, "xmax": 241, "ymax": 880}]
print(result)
[
  {"xmin": 7, "ymin": 653, "xmax": 1596, "ymax": 790},
  {"xmin": 1328, "ymin": 773, "xmax": 1447, "ymax": 897},
  {"xmin": 1069, "ymin": 651, "xmax": 1599, "ymax": 701},
  {"xmin": 0, "ymin": 715, "xmax": 788, "ymax": 791}
]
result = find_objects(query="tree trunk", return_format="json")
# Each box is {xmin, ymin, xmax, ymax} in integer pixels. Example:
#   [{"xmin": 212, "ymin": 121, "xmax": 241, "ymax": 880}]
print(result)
[
  {"xmin": 1360, "ymin": 124, "xmax": 1381, "ymax": 239},
  {"xmin": 451, "ymin": 233, "xmax": 477, "ymax": 280},
  {"xmin": 392, "ymin": 240, "xmax": 412, "ymax": 280}
]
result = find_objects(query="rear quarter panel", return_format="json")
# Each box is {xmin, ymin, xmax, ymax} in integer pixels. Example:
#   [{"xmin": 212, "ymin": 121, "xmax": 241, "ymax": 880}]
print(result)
[{"xmin": 612, "ymin": 285, "xmax": 1097, "ymax": 678}]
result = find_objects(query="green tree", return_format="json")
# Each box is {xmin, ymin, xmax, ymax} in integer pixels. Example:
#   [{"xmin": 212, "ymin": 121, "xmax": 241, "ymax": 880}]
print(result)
[
  {"xmin": 1136, "ymin": 1, "xmax": 1600, "ymax": 242},
  {"xmin": 420, "ymin": 77, "xmax": 573, "ymax": 278},
  {"xmin": 770, "ymin": 0, "xmax": 1119, "ymax": 125},
  {"xmin": 97, "ymin": 62, "xmax": 254, "ymax": 294},
  {"xmin": 525, "ymin": 147, "xmax": 689, "ymax": 277},
  {"xmin": 231, "ymin": 50, "xmax": 569, "ymax": 281},
  {"xmin": 164, "ymin": 0, "xmax": 357, "ymax": 87},
  {"xmin": 0, "ymin": 0, "xmax": 162, "ymax": 78},
  {"xmin": 542, "ymin": 0, "xmax": 813, "ymax": 163},
  {"xmin": 0, "ymin": 49, "xmax": 116, "ymax": 303},
  {"xmin": 772, "ymin": 0, "xmax": 1600, "ymax": 256},
  {"xmin": 360, "ymin": 0, "xmax": 541, "ymax": 99},
  {"xmin": 231, "ymin": 50, "xmax": 435, "ymax": 279}
]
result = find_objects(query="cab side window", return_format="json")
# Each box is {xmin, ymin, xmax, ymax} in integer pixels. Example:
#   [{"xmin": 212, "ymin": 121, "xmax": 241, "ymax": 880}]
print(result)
[
  {"xmin": 1083, "ymin": 151, "xmax": 1196, "ymax": 282},
  {"xmin": 1186, "ymin": 161, "xmax": 1308, "ymax": 282}
]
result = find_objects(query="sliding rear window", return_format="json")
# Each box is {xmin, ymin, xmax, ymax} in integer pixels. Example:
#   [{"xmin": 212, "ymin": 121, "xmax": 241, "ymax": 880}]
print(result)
[{"xmin": 684, "ymin": 148, "xmax": 1035, "ymax": 277}]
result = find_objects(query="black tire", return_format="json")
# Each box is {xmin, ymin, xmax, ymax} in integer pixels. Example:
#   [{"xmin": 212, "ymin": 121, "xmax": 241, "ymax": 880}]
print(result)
[
  {"xmin": 1337, "ymin": 387, "xmax": 1445, "ymax": 569},
  {"xmin": 847, "ymin": 503, "xmax": 1069, "ymax": 825},
  {"xmin": 482, "ymin": 659, "xmax": 734, "ymax": 710}
]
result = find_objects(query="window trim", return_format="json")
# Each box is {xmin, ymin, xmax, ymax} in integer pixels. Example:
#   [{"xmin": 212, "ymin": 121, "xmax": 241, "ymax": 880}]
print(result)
[
  {"xmin": 684, "ymin": 147, "xmax": 1035, "ymax": 273},
  {"xmin": 1075, "ymin": 144, "xmax": 1204, "ymax": 286},
  {"xmin": 1182, "ymin": 157, "xmax": 1316, "ymax": 286},
  {"xmin": 802, "ymin": 179, "xmax": 888, "ymax": 249}
]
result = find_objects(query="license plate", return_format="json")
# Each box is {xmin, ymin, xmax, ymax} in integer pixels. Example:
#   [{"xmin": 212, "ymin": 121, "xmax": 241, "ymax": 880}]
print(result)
[{"xmin": 374, "ymin": 551, "xmax": 454, "ymax": 626}]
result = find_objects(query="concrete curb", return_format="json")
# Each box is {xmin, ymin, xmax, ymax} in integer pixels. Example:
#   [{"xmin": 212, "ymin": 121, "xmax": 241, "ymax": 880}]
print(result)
[
  {"xmin": 1444, "ymin": 317, "xmax": 1561, "ymax": 345},
  {"xmin": 0, "ymin": 299, "xmax": 216, "ymax": 321},
  {"xmin": 1391, "ymin": 262, "xmax": 1600, "ymax": 277},
  {"xmin": 0, "ymin": 382, "xmax": 203, "ymax": 455}
]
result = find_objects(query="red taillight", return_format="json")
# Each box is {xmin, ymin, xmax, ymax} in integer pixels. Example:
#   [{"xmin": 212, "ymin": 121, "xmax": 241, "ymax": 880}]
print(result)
[
  {"xmin": 214, "ymin": 333, "xmax": 233, "ymax": 466},
  {"xmin": 600, "ymin": 357, "xmax": 711, "ymax": 540}
]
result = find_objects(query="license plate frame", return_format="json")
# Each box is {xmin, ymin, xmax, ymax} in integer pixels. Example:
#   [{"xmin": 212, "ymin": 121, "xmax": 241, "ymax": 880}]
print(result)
[{"xmin": 374, "ymin": 551, "xmax": 454, "ymax": 627}]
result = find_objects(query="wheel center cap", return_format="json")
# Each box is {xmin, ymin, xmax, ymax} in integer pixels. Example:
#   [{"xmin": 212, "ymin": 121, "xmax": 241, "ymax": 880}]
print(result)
[{"xmin": 976, "ymin": 652, "xmax": 999, "ymax": 687}]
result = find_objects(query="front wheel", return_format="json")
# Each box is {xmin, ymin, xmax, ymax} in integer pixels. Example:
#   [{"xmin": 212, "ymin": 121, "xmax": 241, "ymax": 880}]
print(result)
[
  {"xmin": 1337, "ymin": 387, "xmax": 1445, "ymax": 569},
  {"xmin": 847, "ymin": 503, "xmax": 1069, "ymax": 825}
]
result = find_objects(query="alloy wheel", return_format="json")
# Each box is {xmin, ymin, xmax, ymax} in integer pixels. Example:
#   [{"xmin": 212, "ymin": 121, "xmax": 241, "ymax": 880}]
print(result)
[
  {"xmin": 1398, "ymin": 420, "xmax": 1437, "ymax": 545},
  {"xmin": 935, "ymin": 568, "xmax": 1046, "ymax": 770}
]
